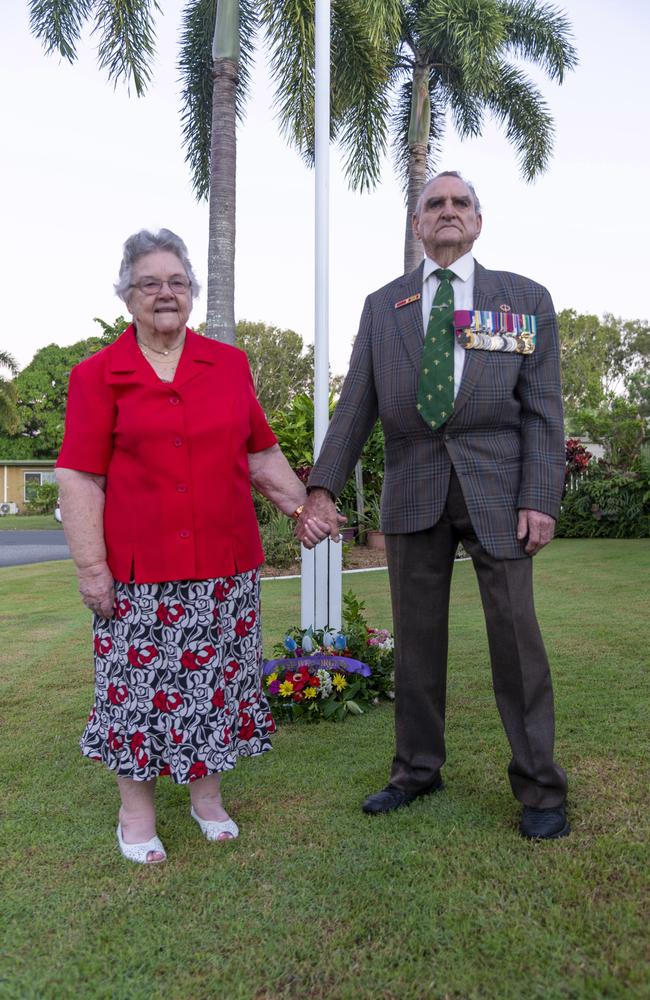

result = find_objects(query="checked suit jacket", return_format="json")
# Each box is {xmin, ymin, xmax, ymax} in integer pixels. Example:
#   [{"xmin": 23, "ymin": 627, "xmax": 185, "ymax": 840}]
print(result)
[{"xmin": 308, "ymin": 260, "xmax": 565, "ymax": 560}]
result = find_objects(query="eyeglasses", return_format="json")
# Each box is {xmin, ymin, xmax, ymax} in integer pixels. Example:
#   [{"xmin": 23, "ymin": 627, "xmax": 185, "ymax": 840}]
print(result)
[{"xmin": 130, "ymin": 277, "xmax": 191, "ymax": 295}]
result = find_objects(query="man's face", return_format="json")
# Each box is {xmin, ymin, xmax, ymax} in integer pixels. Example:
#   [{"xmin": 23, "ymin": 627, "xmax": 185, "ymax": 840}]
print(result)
[{"xmin": 412, "ymin": 176, "xmax": 482, "ymax": 261}]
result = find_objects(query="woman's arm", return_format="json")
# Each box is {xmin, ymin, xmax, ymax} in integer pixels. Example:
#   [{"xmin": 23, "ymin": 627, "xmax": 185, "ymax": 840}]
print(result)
[
  {"xmin": 56, "ymin": 467, "xmax": 115, "ymax": 618},
  {"xmin": 248, "ymin": 445, "xmax": 341, "ymax": 548}
]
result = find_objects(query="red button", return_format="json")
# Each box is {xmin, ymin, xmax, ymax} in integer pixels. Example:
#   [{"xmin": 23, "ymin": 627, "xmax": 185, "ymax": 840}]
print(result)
[
  {"xmin": 173, "ymin": 437, "xmax": 183, "ymax": 447},
  {"xmin": 176, "ymin": 484, "xmax": 187, "ymax": 493},
  {"xmin": 179, "ymin": 530, "xmax": 190, "ymax": 539},
  {"xmin": 169, "ymin": 396, "xmax": 180, "ymax": 405}
]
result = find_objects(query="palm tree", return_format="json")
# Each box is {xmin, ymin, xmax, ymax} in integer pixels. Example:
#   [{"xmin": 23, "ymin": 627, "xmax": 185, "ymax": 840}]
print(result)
[
  {"xmin": 0, "ymin": 351, "xmax": 19, "ymax": 434},
  {"xmin": 264, "ymin": 0, "xmax": 577, "ymax": 273},
  {"xmin": 28, "ymin": 0, "xmax": 401, "ymax": 341}
]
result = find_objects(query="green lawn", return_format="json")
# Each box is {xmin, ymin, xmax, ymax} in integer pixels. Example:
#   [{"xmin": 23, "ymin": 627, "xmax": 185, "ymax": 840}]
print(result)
[
  {"xmin": 0, "ymin": 513, "xmax": 62, "ymax": 530},
  {"xmin": 1, "ymin": 541, "xmax": 648, "ymax": 1000}
]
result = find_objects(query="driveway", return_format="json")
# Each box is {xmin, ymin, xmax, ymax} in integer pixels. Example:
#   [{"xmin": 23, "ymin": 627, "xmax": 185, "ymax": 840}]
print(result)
[{"xmin": 0, "ymin": 530, "xmax": 70, "ymax": 567}]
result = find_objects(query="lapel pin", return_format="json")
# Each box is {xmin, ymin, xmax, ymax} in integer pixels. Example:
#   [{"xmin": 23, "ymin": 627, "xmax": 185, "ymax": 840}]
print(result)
[
  {"xmin": 499, "ymin": 303, "xmax": 511, "ymax": 312},
  {"xmin": 394, "ymin": 293, "xmax": 421, "ymax": 309}
]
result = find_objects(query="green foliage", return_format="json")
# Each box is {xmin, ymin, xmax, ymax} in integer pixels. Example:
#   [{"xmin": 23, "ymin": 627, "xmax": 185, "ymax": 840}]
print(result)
[
  {"xmin": 557, "ymin": 463, "xmax": 650, "ymax": 539},
  {"xmin": 235, "ymin": 320, "xmax": 315, "ymax": 416},
  {"xmin": 559, "ymin": 310, "xmax": 650, "ymax": 430},
  {"xmin": 579, "ymin": 397, "xmax": 647, "ymax": 469},
  {"xmin": 3, "ymin": 317, "xmax": 127, "ymax": 459},
  {"xmin": 0, "ymin": 350, "xmax": 19, "ymax": 435},
  {"xmin": 25, "ymin": 481, "xmax": 59, "ymax": 515},
  {"xmin": 259, "ymin": 507, "xmax": 300, "ymax": 569}
]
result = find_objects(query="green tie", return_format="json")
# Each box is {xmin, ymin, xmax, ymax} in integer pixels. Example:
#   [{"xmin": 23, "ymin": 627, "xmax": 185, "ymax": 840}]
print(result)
[{"xmin": 417, "ymin": 268, "xmax": 455, "ymax": 430}]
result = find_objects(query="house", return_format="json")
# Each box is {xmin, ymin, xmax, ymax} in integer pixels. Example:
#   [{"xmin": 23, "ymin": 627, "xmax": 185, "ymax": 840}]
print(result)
[{"xmin": 0, "ymin": 459, "xmax": 57, "ymax": 515}]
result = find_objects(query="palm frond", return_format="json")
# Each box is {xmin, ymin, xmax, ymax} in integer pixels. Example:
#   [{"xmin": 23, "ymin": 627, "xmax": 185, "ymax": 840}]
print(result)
[
  {"xmin": 179, "ymin": 0, "xmax": 259, "ymax": 201},
  {"xmin": 0, "ymin": 351, "xmax": 19, "ymax": 377},
  {"xmin": 417, "ymin": 0, "xmax": 506, "ymax": 92},
  {"xmin": 260, "ymin": 0, "xmax": 315, "ymax": 163},
  {"xmin": 28, "ymin": 0, "xmax": 95, "ymax": 62},
  {"xmin": 485, "ymin": 61, "xmax": 554, "ymax": 180},
  {"xmin": 92, "ymin": 0, "xmax": 160, "ymax": 96},
  {"xmin": 500, "ymin": 0, "xmax": 578, "ymax": 82},
  {"xmin": 443, "ymin": 72, "xmax": 485, "ymax": 137}
]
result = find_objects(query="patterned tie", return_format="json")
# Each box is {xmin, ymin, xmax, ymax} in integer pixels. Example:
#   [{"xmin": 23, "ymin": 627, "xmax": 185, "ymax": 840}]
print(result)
[{"xmin": 417, "ymin": 268, "xmax": 456, "ymax": 430}]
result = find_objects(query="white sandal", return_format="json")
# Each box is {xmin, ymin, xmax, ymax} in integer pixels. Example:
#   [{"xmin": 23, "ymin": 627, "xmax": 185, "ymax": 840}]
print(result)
[
  {"xmin": 116, "ymin": 824, "xmax": 167, "ymax": 864},
  {"xmin": 191, "ymin": 806, "xmax": 239, "ymax": 841}
]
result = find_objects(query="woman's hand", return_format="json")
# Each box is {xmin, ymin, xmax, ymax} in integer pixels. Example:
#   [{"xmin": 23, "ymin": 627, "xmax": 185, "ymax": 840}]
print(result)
[
  {"xmin": 78, "ymin": 561, "xmax": 115, "ymax": 619},
  {"xmin": 295, "ymin": 489, "xmax": 346, "ymax": 548}
]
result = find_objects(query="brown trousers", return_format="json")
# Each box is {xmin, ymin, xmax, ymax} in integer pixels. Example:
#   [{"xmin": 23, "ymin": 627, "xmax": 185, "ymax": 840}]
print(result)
[{"xmin": 384, "ymin": 469, "xmax": 567, "ymax": 808}]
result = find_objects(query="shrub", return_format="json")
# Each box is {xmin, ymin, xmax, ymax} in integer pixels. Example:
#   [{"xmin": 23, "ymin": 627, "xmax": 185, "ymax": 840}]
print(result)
[
  {"xmin": 25, "ymin": 482, "xmax": 58, "ymax": 514},
  {"xmin": 259, "ymin": 508, "xmax": 300, "ymax": 569},
  {"xmin": 557, "ymin": 462, "xmax": 650, "ymax": 538}
]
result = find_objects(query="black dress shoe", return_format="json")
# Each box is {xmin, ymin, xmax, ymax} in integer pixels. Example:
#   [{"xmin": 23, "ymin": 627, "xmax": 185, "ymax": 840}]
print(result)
[
  {"xmin": 519, "ymin": 804, "xmax": 570, "ymax": 840},
  {"xmin": 362, "ymin": 779, "xmax": 443, "ymax": 815}
]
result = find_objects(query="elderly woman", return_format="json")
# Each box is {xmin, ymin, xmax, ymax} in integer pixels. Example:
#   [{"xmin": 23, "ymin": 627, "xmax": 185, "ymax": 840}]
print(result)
[{"xmin": 57, "ymin": 229, "xmax": 330, "ymax": 863}]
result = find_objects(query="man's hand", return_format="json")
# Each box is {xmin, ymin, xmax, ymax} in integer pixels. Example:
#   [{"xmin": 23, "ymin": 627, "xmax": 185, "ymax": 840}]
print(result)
[
  {"xmin": 77, "ymin": 561, "xmax": 115, "ymax": 618},
  {"xmin": 295, "ymin": 488, "xmax": 347, "ymax": 549},
  {"xmin": 517, "ymin": 509, "xmax": 555, "ymax": 556}
]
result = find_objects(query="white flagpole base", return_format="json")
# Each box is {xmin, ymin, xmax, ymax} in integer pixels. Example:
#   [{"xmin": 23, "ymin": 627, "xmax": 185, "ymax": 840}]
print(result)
[{"xmin": 300, "ymin": 539, "xmax": 342, "ymax": 631}]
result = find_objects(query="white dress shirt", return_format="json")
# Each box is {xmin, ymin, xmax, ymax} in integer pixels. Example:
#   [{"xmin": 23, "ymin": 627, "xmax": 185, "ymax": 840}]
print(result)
[{"xmin": 421, "ymin": 251, "xmax": 475, "ymax": 398}]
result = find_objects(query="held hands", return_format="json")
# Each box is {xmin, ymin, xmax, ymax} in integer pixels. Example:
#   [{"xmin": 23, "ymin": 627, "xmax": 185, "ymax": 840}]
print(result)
[
  {"xmin": 77, "ymin": 561, "xmax": 115, "ymax": 619},
  {"xmin": 517, "ymin": 509, "xmax": 555, "ymax": 556},
  {"xmin": 294, "ymin": 489, "xmax": 347, "ymax": 549}
]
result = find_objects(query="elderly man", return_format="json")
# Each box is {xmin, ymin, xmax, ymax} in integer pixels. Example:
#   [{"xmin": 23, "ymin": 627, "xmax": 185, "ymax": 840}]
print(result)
[{"xmin": 297, "ymin": 171, "xmax": 569, "ymax": 839}]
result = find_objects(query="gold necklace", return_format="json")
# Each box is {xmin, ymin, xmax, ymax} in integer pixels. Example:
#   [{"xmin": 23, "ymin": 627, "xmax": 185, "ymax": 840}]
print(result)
[{"xmin": 136, "ymin": 334, "xmax": 185, "ymax": 357}]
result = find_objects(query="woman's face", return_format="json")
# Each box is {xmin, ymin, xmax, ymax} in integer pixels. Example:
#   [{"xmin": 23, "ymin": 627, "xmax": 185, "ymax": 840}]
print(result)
[{"xmin": 127, "ymin": 250, "xmax": 192, "ymax": 340}]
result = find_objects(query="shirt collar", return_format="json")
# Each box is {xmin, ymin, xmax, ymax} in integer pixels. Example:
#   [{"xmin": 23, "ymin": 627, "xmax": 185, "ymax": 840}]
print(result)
[{"xmin": 423, "ymin": 250, "xmax": 474, "ymax": 284}]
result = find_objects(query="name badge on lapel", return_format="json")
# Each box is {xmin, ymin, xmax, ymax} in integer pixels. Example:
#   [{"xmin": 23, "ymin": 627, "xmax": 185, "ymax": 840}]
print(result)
[{"xmin": 454, "ymin": 310, "xmax": 536, "ymax": 355}]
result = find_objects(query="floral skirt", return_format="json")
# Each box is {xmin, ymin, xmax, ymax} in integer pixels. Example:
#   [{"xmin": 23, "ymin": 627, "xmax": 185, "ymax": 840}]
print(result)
[{"xmin": 81, "ymin": 570, "xmax": 275, "ymax": 783}]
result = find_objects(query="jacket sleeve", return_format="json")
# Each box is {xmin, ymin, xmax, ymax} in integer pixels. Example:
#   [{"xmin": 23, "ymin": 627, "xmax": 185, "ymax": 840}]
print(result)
[
  {"xmin": 56, "ymin": 359, "xmax": 115, "ymax": 475},
  {"xmin": 516, "ymin": 287, "xmax": 565, "ymax": 518},
  {"xmin": 308, "ymin": 295, "xmax": 379, "ymax": 498}
]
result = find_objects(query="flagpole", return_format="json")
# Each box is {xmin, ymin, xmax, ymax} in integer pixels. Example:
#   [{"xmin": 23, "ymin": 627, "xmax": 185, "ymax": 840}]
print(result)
[{"xmin": 300, "ymin": 0, "xmax": 342, "ymax": 630}]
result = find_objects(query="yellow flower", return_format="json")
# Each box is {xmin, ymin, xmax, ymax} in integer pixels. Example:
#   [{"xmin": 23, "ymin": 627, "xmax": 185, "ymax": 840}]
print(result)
[
  {"xmin": 304, "ymin": 686, "xmax": 317, "ymax": 699},
  {"xmin": 279, "ymin": 680, "xmax": 295, "ymax": 697},
  {"xmin": 266, "ymin": 672, "xmax": 278, "ymax": 685},
  {"xmin": 332, "ymin": 673, "xmax": 348, "ymax": 691}
]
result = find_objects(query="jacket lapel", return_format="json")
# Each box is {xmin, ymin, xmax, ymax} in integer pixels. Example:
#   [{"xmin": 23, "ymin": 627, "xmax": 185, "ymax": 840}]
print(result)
[
  {"xmin": 173, "ymin": 328, "xmax": 215, "ymax": 388},
  {"xmin": 394, "ymin": 262, "xmax": 426, "ymax": 374},
  {"xmin": 106, "ymin": 326, "xmax": 213, "ymax": 388}
]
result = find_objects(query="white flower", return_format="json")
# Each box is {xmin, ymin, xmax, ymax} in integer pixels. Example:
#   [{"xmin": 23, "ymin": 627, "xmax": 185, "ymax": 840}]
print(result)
[{"xmin": 316, "ymin": 669, "xmax": 333, "ymax": 698}]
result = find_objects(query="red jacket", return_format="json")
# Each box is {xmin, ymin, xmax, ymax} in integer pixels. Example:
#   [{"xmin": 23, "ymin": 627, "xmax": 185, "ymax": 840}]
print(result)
[{"xmin": 57, "ymin": 326, "xmax": 277, "ymax": 583}]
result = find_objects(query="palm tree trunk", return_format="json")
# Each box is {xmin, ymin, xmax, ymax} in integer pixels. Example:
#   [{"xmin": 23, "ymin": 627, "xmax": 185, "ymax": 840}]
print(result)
[
  {"xmin": 206, "ymin": 57, "xmax": 238, "ymax": 343},
  {"xmin": 403, "ymin": 61, "xmax": 430, "ymax": 274}
]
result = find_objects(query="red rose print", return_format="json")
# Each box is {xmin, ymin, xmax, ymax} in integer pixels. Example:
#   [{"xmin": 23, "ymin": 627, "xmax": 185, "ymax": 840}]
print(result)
[
  {"xmin": 224, "ymin": 660, "xmax": 240, "ymax": 680},
  {"xmin": 130, "ymin": 732, "xmax": 145, "ymax": 751},
  {"xmin": 265, "ymin": 713, "xmax": 277, "ymax": 733},
  {"xmin": 113, "ymin": 598, "xmax": 132, "ymax": 620},
  {"xmin": 223, "ymin": 726, "xmax": 232, "ymax": 745},
  {"xmin": 94, "ymin": 635, "xmax": 112, "ymax": 655},
  {"xmin": 181, "ymin": 645, "xmax": 217, "ymax": 670},
  {"xmin": 88, "ymin": 707, "xmax": 96, "ymax": 721},
  {"xmin": 135, "ymin": 749, "xmax": 149, "ymax": 768},
  {"xmin": 127, "ymin": 644, "xmax": 158, "ymax": 667},
  {"xmin": 212, "ymin": 689, "xmax": 225, "ymax": 708},
  {"xmin": 234, "ymin": 610, "xmax": 256, "ymax": 637},
  {"xmin": 171, "ymin": 728, "xmax": 183, "ymax": 745},
  {"xmin": 160, "ymin": 764, "xmax": 171, "ymax": 776},
  {"xmin": 108, "ymin": 727, "xmax": 123, "ymax": 751},
  {"xmin": 213, "ymin": 578, "xmax": 235, "ymax": 602},
  {"xmin": 152, "ymin": 690, "xmax": 182, "ymax": 713},
  {"xmin": 156, "ymin": 602, "xmax": 185, "ymax": 625},
  {"xmin": 238, "ymin": 711, "xmax": 255, "ymax": 740},
  {"xmin": 107, "ymin": 683, "xmax": 128, "ymax": 706},
  {"xmin": 188, "ymin": 761, "xmax": 208, "ymax": 782}
]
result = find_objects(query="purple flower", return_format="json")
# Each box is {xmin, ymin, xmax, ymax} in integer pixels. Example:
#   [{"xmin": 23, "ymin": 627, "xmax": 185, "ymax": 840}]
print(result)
[{"xmin": 268, "ymin": 679, "xmax": 280, "ymax": 695}]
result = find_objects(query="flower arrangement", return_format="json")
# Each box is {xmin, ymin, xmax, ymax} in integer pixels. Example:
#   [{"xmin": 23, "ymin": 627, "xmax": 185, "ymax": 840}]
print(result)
[{"xmin": 263, "ymin": 591, "xmax": 394, "ymax": 722}]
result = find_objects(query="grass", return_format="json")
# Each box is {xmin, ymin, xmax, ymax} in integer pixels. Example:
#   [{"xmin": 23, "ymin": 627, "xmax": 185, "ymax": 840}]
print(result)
[
  {"xmin": 0, "ymin": 513, "xmax": 62, "ymax": 530},
  {"xmin": 1, "ymin": 540, "xmax": 648, "ymax": 1000}
]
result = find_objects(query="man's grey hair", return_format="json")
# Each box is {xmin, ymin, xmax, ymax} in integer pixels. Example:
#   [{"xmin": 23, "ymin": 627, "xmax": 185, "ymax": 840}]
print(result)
[
  {"xmin": 114, "ymin": 228, "xmax": 201, "ymax": 303},
  {"xmin": 414, "ymin": 171, "xmax": 482, "ymax": 217}
]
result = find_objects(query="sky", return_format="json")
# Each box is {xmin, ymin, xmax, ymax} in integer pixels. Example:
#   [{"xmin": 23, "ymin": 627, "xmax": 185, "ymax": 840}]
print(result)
[{"xmin": 2, "ymin": 0, "xmax": 649, "ymax": 376}]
